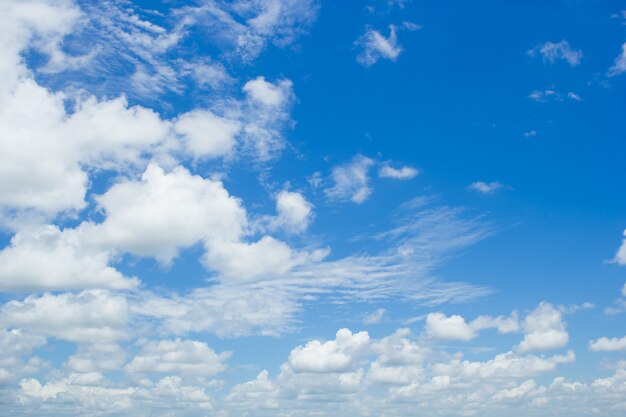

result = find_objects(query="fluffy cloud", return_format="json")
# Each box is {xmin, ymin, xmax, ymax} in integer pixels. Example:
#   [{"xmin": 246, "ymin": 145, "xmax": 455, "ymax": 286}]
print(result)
[
  {"xmin": 0, "ymin": 225, "xmax": 136, "ymax": 291},
  {"xmin": 379, "ymin": 164, "xmax": 419, "ymax": 180},
  {"xmin": 203, "ymin": 236, "xmax": 327, "ymax": 281},
  {"xmin": 432, "ymin": 350, "xmax": 575, "ymax": 380},
  {"xmin": 174, "ymin": 110, "xmax": 241, "ymax": 159},
  {"xmin": 589, "ymin": 336, "xmax": 626, "ymax": 352},
  {"xmin": 426, "ymin": 312, "xmax": 476, "ymax": 341},
  {"xmin": 425, "ymin": 311, "xmax": 519, "ymax": 341},
  {"xmin": 271, "ymin": 190, "xmax": 314, "ymax": 233},
  {"xmin": 0, "ymin": 290, "xmax": 129, "ymax": 343},
  {"xmin": 83, "ymin": 164, "xmax": 246, "ymax": 264},
  {"xmin": 356, "ymin": 25, "xmax": 403, "ymax": 67},
  {"xmin": 243, "ymin": 76, "xmax": 293, "ymax": 107},
  {"xmin": 226, "ymin": 370, "xmax": 279, "ymax": 409},
  {"xmin": 66, "ymin": 343, "xmax": 127, "ymax": 373},
  {"xmin": 518, "ymin": 302, "xmax": 569, "ymax": 352},
  {"xmin": 325, "ymin": 155, "xmax": 375, "ymax": 203},
  {"xmin": 288, "ymin": 328, "xmax": 370, "ymax": 373},
  {"xmin": 126, "ymin": 338, "xmax": 231, "ymax": 376},
  {"xmin": 528, "ymin": 40, "xmax": 583, "ymax": 66},
  {"xmin": 367, "ymin": 328, "xmax": 425, "ymax": 385}
]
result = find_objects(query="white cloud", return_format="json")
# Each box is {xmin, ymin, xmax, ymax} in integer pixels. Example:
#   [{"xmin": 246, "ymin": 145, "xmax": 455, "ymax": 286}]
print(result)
[
  {"xmin": 567, "ymin": 91, "xmax": 582, "ymax": 101},
  {"xmin": 243, "ymin": 76, "xmax": 293, "ymax": 107},
  {"xmin": 288, "ymin": 328, "xmax": 370, "ymax": 373},
  {"xmin": 0, "ymin": 225, "xmax": 137, "ymax": 291},
  {"xmin": 608, "ymin": 42, "xmax": 626, "ymax": 76},
  {"xmin": 529, "ymin": 40, "xmax": 583, "ymax": 66},
  {"xmin": 527, "ymin": 89, "xmax": 582, "ymax": 103},
  {"xmin": 66, "ymin": 343, "xmax": 126, "ymax": 373},
  {"xmin": 271, "ymin": 190, "xmax": 314, "ymax": 234},
  {"xmin": 0, "ymin": 290, "xmax": 129, "ymax": 343},
  {"xmin": 356, "ymin": 25, "xmax": 403, "ymax": 67},
  {"xmin": 82, "ymin": 164, "xmax": 246, "ymax": 264},
  {"xmin": 589, "ymin": 336, "xmax": 626, "ymax": 352},
  {"xmin": 174, "ymin": 110, "xmax": 241, "ymax": 159},
  {"xmin": 325, "ymin": 155, "xmax": 375, "ymax": 203},
  {"xmin": 432, "ymin": 350, "xmax": 575, "ymax": 380},
  {"xmin": 403, "ymin": 21, "xmax": 421, "ymax": 31},
  {"xmin": 226, "ymin": 370, "xmax": 279, "ymax": 409},
  {"xmin": 239, "ymin": 77, "xmax": 295, "ymax": 161},
  {"xmin": 470, "ymin": 312, "xmax": 520, "ymax": 333},
  {"xmin": 518, "ymin": 302, "xmax": 569, "ymax": 352},
  {"xmin": 426, "ymin": 312, "xmax": 476, "ymax": 341},
  {"xmin": 425, "ymin": 311, "xmax": 519, "ymax": 341},
  {"xmin": 203, "ymin": 236, "xmax": 328, "ymax": 281},
  {"xmin": 467, "ymin": 181, "xmax": 505, "ymax": 194},
  {"xmin": 136, "ymin": 284, "xmax": 302, "ymax": 338},
  {"xmin": 363, "ymin": 308, "xmax": 387, "ymax": 325},
  {"xmin": 126, "ymin": 338, "xmax": 231, "ymax": 376},
  {"xmin": 0, "ymin": 329, "xmax": 46, "ymax": 383},
  {"xmin": 379, "ymin": 165, "xmax": 419, "ymax": 180},
  {"xmin": 613, "ymin": 229, "xmax": 626, "ymax": 265}
]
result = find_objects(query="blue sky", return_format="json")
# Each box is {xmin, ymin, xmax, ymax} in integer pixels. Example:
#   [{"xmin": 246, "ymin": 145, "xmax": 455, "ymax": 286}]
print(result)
[{"xmin": 0, "ymin": 0, "xmax": 626, "ymax": 416}]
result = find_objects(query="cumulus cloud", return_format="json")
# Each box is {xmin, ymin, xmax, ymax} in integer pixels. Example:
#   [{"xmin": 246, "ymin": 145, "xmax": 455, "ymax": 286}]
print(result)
[
  {"xmin": 126, "ymin": 338, "xmax": 231, "ymax": 376},
  {"xmin": 0, "ymin": 225, "xmax": 137, "ymax": 291},
  {"xmin": 518, "ymin": 302, "xmax": 569, "ymax": 352},
  {"xmin": 528, "ymin": 40, "xmax": 583, "ymax": 66},
  {"xmin": 83, "ymin": 164, "xmax": 246, "ymax": 264},
  {"xmin": 589, "ymin": 336, "xmax": 626, "ymax": 352},
  {"xmin": 270, "ymin": 190, "xmax": 314, "ymax": 234},
  {"xmin": 425, "ymin": 311, "xmax": 519, "ymax": 341},
  {"xmin": 426, "ymin": 313, "xmax": 476, "ymax": 341},
  {"xmin": 325, "ymin": 155, "xmax": 375, "ymax": 203},
  {"xmin": 356, "ymin": 25, "xmax": 403, "ymax": 67},
  {"xmin": 0, "ymin": 290, "xmax": 129, "ymax": 343},
  {"xmin": 174, "ymin": 110, "xmax": 241, "ymax": 159},
  {"xmin": 288, "ymin": 328, "xmax": 370, "ymax": 373}
]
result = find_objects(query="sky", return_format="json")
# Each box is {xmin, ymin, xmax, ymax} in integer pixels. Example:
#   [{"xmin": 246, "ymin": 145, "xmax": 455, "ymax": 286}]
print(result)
[{"xmin": 0, "ymin": 0, "xmax": 625, "ymax": 416}]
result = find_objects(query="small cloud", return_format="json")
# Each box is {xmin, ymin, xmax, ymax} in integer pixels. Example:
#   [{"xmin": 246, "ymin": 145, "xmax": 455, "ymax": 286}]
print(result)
[
  {"xmin": 363, "ymin": 308, "xmax": 387, "ymax": 325},
  {"xmin": 589, "ymin": 336, "xmax": 626, "ymax": 352},
  {"xmin": 528, "ymin": 88, "xmax": 582, "ymax": 103},
  {"xmin": 325, "ymin": 155, "xmax": 375, "ymax": 204},
  {"xmin": 611, "ymin": 10, "xmax": 626, "ymax": 24},
  {"xmin": 524, "ymin": 130, "xmax": 538, "ymax": 138},
  {"xmin": 467, "ymin": 181, "xmax": 506, "ymax": 194},
  {"xmin": 608, "ymin": 42, "xmax": 626, "ymax": 77},
  {"xmin": 611, "ymin": 229, "xmax": 626, "ymax": 265},
  {"xmin": 528, "ymin": 89, "xmax": 559, "ymax": 102},
  {"xmin": 379, "ymin": 164, "xmax": 419, "ymax": 180},
  {"xmin": 403, "ymin": 21, "xmax": 421, "ymax": 31},
  {"xmin": 356, "ymin": 25, "xmax": 403, "ymax": 67},
  {"xmin": 567, "ymin": 92, "xmax": 582, "ymax": 101},
  {"xmin": 528, "ymin": 40, "xmax": 583, "ymax": 67}
]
